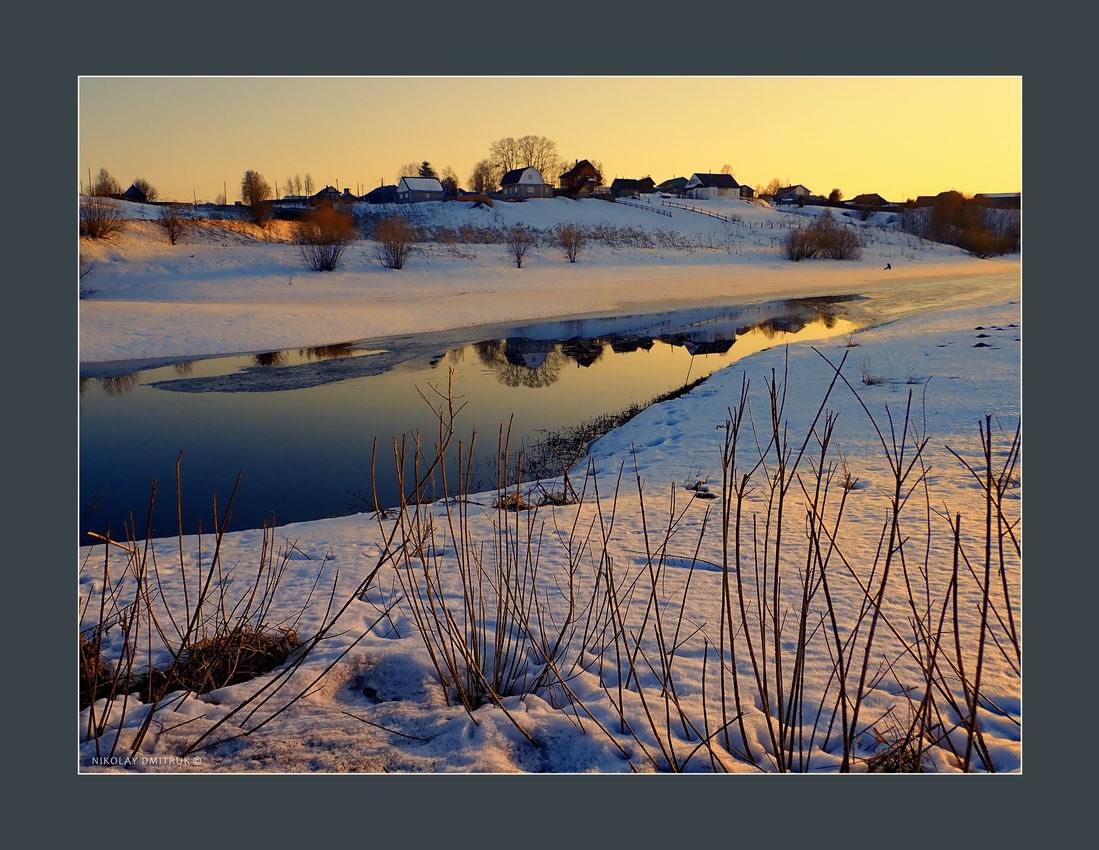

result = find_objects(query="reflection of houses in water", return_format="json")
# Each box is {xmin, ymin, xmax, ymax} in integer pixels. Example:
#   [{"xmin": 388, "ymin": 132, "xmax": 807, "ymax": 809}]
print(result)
[
  {"xmin": 560, "ymin": 339, "xmax": 604, "ymax": 368},
  {"xmin": 610, "ymin": 337, "xmax": 655, "ymax": 354}
]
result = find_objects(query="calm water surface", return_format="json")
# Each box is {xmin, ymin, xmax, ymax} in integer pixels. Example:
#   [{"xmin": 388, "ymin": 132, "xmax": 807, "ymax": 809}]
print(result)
[{"xmin": 79, "ymin": 297, "xmax": 859, "ymax": 540}]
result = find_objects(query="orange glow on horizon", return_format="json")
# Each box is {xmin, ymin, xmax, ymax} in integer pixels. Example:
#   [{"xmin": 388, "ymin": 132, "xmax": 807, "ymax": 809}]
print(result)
[{"xmin": 79, "ymin": 77, "xmax": 1021, "ymax": 203}]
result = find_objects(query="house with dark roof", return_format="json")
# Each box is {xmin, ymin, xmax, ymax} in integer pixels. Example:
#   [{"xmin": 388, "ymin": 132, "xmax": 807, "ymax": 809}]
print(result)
[
  {"xmin": 973, "ymin": 192, "xmax": 1021, "ymax": 209},
  {"xmin": 849, "ymin": 193, "xmax": 890, "ymax": 207},
  {"xmin": 775, "ymin": 184, "xmax": 813, "ymax": 204},
  {"xmin": 396, "ymin": 176, "xmax": 445, "ymax": 203},
  {"xmin": 120, "ymin": 183, "xmax": 148, "ymax": 204},
  {"xmin": 685, "ymin": 172, "xmax": 742, "ymax": 200},
  {"xmin": 311, "ymin": 186, "xmax": 343, "ymax": 205},
  {"xmin": 558, "ymin": 159, "xmax": 602, "ymax": 196},
  {"xmin": 363, "ymin": 184, "xmax": 398, "ymax": 205},
  {"xmin": 609, "ymin": 176, "xmax": 656, "ymax": 198},
  {"xmin": 500, "ymin": 166, "xmax": 553, "ymax": 199},
  {"xmin": 657, "ymin": 177, "xmax": 689, "ymax": 197}
]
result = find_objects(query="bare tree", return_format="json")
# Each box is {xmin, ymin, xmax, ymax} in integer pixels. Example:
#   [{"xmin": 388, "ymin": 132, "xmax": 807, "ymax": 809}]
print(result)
[
  {"xmin": 297, "ymin": 206, "xmax": 356, "ymax": 271},
  {"xmin": 488, "ymin": 137, "xmax": 522, "ymax": 178},
  {"xmin": 556, "ymin": 223, "xmax": 586, "ymax": 263},
  {"xmin": 397, "ymin": 162, "xmax": 421, "ymax": 178},
  {"xmin": 506, "ymin": 224, "xmax": 538, "ymax": 268},
  {"xmin": 155, "ymin": 204, "xmax": 190, "ymax": 245},
  {"xmin": 304, "ymin": 174, "xmax": 315, "ymax": 195},
  {"xmin": 720, "ymin": 164, "xmax": 734, "ymax": 176},
  {"xmin": 91, "ymin": 168, "xmax": 121, "ymax": 197},
  {"xmin": 79, "ymin": 196, "xmax": 125, "ymax": 239},
  {"xmin": 240, "ymin": 170, "xmax": 273, "ymax": 226},
  {"xmin": 131, "ymin": 178, "xmax": 158, "ymax": 202},
  {"xmin": 214, "ymin": 191, "xmax": 227, "ymax": 206},
  {"xmin": 285, "ymin": 176, "xmax": 296, "ymax": 198},
  {"xmin": 294, "ymin": 174, "xmax": 304, "ymax": 195},
  {"xmin": 762, "ymin": 177, "xmax": 785, "ymax": 198},
  {"xmin": 469, "ymin": 159, "xmax": 498, "ymax": 194},
  {"xmin": 440, "ymin": 166, "xmax": 460, "ymax": 196},
  {"xmin": 241, "ymin": 169, "xmax": 272, "ymax": 206},
  {"xmin": 489, "ymin": 135, "xmax": 561, "ymax": 184},
  {"xmin": 373, "ymin": 216, "xmax": 415, "ymax": 270},
  {"xmin": 517, "ymin": 135, "xmax": 560, "ymax": 183}
]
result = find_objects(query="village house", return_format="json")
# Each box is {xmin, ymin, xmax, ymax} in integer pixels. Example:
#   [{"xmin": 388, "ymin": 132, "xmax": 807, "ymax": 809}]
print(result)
[
  {"xmin": 775, "ymin": 184, "xmax": 812, "ymax": 204},
  {"xmin": 311, "ymin": 186, "xmax": 343, "ymax": 205},
  {"xmin": 609, "ymin": 176, "xmax": 657, "ymax": 198},
  {"xmin": 119, "ymin": 183, "xmax": 148, "ymax": 203},
  {"xmin": 558, "ymin": 159, "xmax": 602, "ymax": 196},
  {"xmin": 973, "ymin": 192, "xmax": 1021, "ymax": 209},
  {"xmin": 363, "ymin": 184, "xmax": 397, "ymax": 204},
  {"xmin": 849, "ymin": 193, "xmax": 890, "ymax": 207},
  {"xmin": 396, "ymin": 176, "xmax": 445, "ymax": 203},
  {"xmin": 657, "ymin": 177, "xmax": 688, "ymax": 197},
  {"xmin": 685, "ymin": 172, "xmax": 742, "ymax": 200},
  {"xmin": 500, "ymin": 166, "xmax": 554, "ymax": 199}
]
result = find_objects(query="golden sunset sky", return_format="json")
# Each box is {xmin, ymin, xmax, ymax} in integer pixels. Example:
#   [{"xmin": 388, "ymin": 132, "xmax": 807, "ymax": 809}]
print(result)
[{"xmin": 79, "ymin": 77, "xmax": 1021, "ymax": 202}]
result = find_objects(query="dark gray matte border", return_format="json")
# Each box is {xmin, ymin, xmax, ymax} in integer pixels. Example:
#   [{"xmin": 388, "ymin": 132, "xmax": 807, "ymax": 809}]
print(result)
[{"xmin": 8, "ymin": 0, "xmax": 1087, "ymax": 841}]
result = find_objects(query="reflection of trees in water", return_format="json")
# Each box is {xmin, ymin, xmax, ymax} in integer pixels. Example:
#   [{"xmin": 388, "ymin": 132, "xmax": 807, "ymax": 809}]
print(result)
[
  {"xmin": 173, "ymin": 360, "xmax": 195, "ymax": 375},
  {"xmin": 79, "ymin": 376, "xmax": 89, "ymax": 395},
  {"xmin": 98, "ymin": 372, "xmax": 139, "ymax": 396},
  {"xmin": 300, "ymin": 343, "xmax": 356, "ymax": 361},
  {"xmin": 254, "ymin": 350, "xmax": 287, "ymax": 367},
  {"xmin": 473, "ymin": 339, "xmax": 569, "ymax": 388}
]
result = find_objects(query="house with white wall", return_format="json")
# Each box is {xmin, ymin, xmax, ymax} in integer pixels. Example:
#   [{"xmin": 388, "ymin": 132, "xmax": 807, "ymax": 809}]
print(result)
[
  {"xmin": 500, "ymin": 167, "xmax": 553, "ymax": 199},
  {"xmin": 685, "ymin": 172, "xmax": 742, "ymax": 200},
  {"xmin": 397, "ymin": 176, "xmax": 445, "ymax": 203}
]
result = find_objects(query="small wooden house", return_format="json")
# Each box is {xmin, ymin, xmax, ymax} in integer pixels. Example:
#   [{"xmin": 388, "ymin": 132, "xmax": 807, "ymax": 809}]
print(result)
[
  {"xmin": 609, "ymin": 177, "xmax": 656, "ymax": 198},
  {"xmin": 363, "ymin": 184, "xmax": 398, "ymax": 204},
  {"xmin": 120, "ymin": 183, "xmax": 148, "ymax": 204},
  {"xmin": 657, "ymin": 177, "xmax": 688, "ymax": 197},
  {"xmin": 558, "ymin": 159, "xmax": 603, "ymax": 196},
  {"xmin": 775, "ymin": 184, "xmax": 812, "ymax": 204},
  {"xmin": 396, "ymin": 176, "xmax": 445, "ymax": 203},
  {"xmin": 500, "ymin": 166, "xmax": 553, "ymax": 199}
]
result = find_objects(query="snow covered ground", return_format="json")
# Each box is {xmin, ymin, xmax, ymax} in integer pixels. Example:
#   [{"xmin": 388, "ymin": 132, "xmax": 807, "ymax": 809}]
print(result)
[
  {"xmin": 79, "ymin": 197, "xmax": 1017, "ymax": 363},
  {"xmin": 79, "ymin": 286, "xmax": 1021, "ymax": 772}
]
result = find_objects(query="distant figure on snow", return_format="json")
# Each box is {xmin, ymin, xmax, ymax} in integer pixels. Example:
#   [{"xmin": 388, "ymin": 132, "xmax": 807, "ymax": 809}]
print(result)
[{"xmin": 884, "ymin": 263, "xmax": 892, "ymax": 270}]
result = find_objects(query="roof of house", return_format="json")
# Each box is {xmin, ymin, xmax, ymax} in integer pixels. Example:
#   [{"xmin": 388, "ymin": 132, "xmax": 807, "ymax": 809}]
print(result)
[
  {"xmin": 610, "ymin": 177, "xmax": 654, "ymax": 191},
  {"xmin": 398, "ymin": 176, "xmax": 444, "ymax": 192},
  {"xmin": 500, "ymin": 166, "xmax": 545, "ymax": 186},
  {"xmin": 121, "ymin": 184, "xmax": 147, "ymax": 202},
  {"xmin": 658, "ymin": 177, "xmax": 688, "ymax": 189},
  {"xmin": 850, "ymin": 193, "xmax": 889, "ymax": 205},
  {"xmin": 777, "ymin": 184, "xmax": 810, "ymax": 196},
  {"xmin": 312, "ymin": 186, "xmax": 341, "ymax": 197},
  {"xmin": 690, "ymin": 173, "xmax": 740, "ymax": 189},
  {"xmin": 560, "ymin": 159, "xmax": 599, "ymax": 179}
]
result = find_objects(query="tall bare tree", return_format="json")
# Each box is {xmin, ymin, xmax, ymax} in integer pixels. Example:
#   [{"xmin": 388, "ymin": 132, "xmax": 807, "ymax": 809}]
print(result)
[
  {"xmin": 489, "ymin": 135, "xmax": 561, "ymax": 184},
  {"xmin": 304, "ymin": 174, "xmax": 315, "ymax": 195},
  {"xmin": 241, "ymin": 170, "xmax": 272, "ymax": 206},
  {"xmin": 91, "ymin": 168, "xmax": 121, "ymax": 197},
  {"xmin": 397, "ymin": 162, "xmax": 421, "ymax": 178},
  {"xmin": 469, "ymin": 159, "xmax": 497, "ymax": 194}
]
